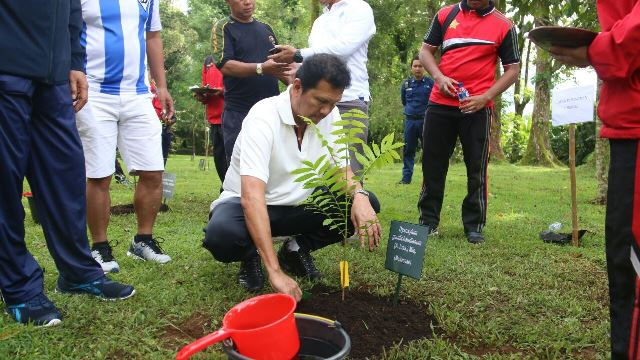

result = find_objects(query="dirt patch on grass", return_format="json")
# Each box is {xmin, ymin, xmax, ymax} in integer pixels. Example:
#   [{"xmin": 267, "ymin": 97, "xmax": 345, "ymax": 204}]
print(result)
[
  {"xmin": 159, "ymin": 312, "xmax": 211, "ymax": 350},
  {"xmin": 295, "ymin": 284, "xmax": 436, "ymax": 359},
  {"xmin": 111, "ymin": 203, "xmax": 170, "ymax": 215}
]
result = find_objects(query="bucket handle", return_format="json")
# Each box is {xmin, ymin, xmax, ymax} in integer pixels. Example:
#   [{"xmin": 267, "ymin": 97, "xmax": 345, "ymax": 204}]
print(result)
[{"xmin": 176, "ymin": 328, "xmax": 233, "ymax": 360}]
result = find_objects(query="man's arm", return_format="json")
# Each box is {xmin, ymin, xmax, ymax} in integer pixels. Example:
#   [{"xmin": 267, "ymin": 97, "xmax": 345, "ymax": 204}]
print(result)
[
  {"xmin": 147, "ymin": 31, "xmax": 174, "ymax": 120},
  {"xmin": 269, "ymin": 6, "xmax": 375, "ymax": 63},
  {"xmin": 343, "ymin": 167, "xmax": 381, "ymax": 251},
  {"xmin": 241, "ymin": 176, "xmax": 302, "ymax": 301},
  {"xmin": 219, "ymin": 59, "xmax": 291, "ymax": 80},
  {"xmin": 400, "ymin": 81, "xmax": 407, "ymax": 106},
  {"xmin": 420, "ymin": 43, "xmax": 458, "ymax": 98},
  {"xmin": 459, "ymin": 63, "xmax": 519, "ymax": 114},
  {"xmin": 68, "ymin": 0, "xmax": 88, "ymax": 112}
]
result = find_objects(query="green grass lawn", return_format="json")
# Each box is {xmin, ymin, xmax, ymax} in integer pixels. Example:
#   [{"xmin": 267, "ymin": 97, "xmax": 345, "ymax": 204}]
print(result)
[{"xmin": 1, "ymin": 155, "xmax": 609, "ymax": 359}]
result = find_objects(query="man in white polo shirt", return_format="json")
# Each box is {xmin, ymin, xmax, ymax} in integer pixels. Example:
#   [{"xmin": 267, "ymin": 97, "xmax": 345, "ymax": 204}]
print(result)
[
  {"xmin": 75, "ymin": 0, "xmax": 174, "ymax": 273},
  {"xmin": 203, "ymin": 55, "xmax": 380, "ymax": 299},
  {"xmin": 269, "ymin": 0, "xmax": 376, "ymax": 176}
]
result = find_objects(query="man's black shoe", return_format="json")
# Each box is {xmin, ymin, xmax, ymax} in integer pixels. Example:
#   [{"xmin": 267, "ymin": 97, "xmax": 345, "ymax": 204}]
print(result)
[
  {"xmin": 278, "ymin": 243, "xmax": 322, "ymax": 280},
  {"xmin": 238, "ymin": 255, "xmax": 264, "ymax": 292},
  {"xmin": 419, "ymin": 222, "xmax": 439, "ymax": 237},
  {"xmin": 466, "ymin": 231, "xmax": 485, "ymax": 244}
]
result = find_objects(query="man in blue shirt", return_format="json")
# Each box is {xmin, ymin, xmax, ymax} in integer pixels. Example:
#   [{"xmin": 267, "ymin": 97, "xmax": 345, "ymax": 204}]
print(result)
[{"xmin": 399, "ymin": 55, "xmax": 434, "ymax": 184}]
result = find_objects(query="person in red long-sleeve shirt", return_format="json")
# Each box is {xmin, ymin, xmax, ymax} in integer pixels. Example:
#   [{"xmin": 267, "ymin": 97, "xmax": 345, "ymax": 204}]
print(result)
[
  {"xmin": 550, "ymin": 1, "xmax": 640, "ymax": 358},
  {"xmin": 194, "ymin": 56, "xmax": 227, "ymax": 185}
]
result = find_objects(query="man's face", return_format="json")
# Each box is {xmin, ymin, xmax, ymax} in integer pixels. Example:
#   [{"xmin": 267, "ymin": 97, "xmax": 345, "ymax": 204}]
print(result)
[
  {"xmin": 466, "ymin": 0, "xmax": 490, "ymax": 10},
  {"xmin": 226, "ymin": 0, "xmax": 255, "ymax": 20},
  {"xmin": 291, "ymin": 79, "xmax": 343, "ymax": 124},
  {"xmin": 411, "ymin": 60, "xmax": 425, "ymax": 78}
]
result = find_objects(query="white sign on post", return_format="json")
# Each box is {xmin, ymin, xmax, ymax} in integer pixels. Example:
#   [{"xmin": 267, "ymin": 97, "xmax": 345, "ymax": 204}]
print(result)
[{"xmin": 551, "ymin": 85, "xmax": 596, "ymax": 127}]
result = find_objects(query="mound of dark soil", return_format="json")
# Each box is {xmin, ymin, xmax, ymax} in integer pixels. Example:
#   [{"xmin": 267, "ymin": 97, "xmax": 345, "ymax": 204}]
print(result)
[{"xmin": 295, "ymin": 284, "xmax": 436, "ymax": 359}]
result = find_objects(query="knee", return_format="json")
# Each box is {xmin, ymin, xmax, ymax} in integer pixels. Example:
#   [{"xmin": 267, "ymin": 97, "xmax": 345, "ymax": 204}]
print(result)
[
  {"xmin": 87, "ymin": 177, "xmax": 111, "ymax": 192},
  {"xmin": 137, "ymin": 171, "xmax": 163, "ymax": 188},
  {"xmin": 203, "ymin": 218, "xmax": 243, "ymax": 263},
  {"xmin": 368, "ymin": 191, "xmax": 381, "ymax": 213}
]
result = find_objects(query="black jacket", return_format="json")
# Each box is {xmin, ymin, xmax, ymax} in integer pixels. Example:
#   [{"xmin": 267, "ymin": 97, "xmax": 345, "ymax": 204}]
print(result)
[{"xmin": 0, "ymin": 0, "xmax": 84, "ymax": 84}]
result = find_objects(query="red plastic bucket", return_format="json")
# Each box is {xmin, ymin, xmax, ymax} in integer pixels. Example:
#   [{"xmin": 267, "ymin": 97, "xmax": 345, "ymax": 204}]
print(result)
[{"xmin": 176, "ymin": 294, "xmax": 299, "ymax": 360}]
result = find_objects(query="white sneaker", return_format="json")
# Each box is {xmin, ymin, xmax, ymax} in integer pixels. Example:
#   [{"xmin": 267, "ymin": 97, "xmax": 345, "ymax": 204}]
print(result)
[
  {"xmin": 126, "ymin": 237, "xmax": 171, "ymax": 264},
  {"xmin": 91, "ymin": 243, "xmax": 120, "ymax": 273}
]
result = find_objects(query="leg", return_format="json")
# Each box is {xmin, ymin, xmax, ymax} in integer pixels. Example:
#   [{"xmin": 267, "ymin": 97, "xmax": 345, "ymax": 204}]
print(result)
[
  {"xmin": 401, "ymin": 119, "xmax": 422, "ymax": 184},
  {"xmin": 417, "ymin": 105, "xmax": 459, "ymax": 228},
  {"xmin": 133, "ymin": 170, "xmax": 163, "ymax": 235},
  {"xmin": 0, "ymin": 75, "xmax": 45, "ymax": 304},
  {"xmin": 86, "ymin": 177, "xmax": 112, "ymax": 244},
  {"xmin": 458, "ymin": 107, "xmax": 491, "ymax": 235},
  {"xmin": 161, "ymin": 124, "xmax": 172, "ymax": 165},
  {"xmin": 337, "ymin": 100, "xmax": 370, "ymax": 178},
  {"xmin": 211, "ymin": 124, "xmax": 228, "ymax": 184},
  {"xmin": 606, "ymin": 140, "xmax": 640, "ymax": 359},
  {"xmin": 222, "ymin": 109, "xmax": 247, "ymax": 164},
  {"xmin": 28, "ymin": 81, "xmax": 104, "ymax": 284},
  {"xmin": 203, "ymin": 198, "xmax": 257, "ymax": 262}
]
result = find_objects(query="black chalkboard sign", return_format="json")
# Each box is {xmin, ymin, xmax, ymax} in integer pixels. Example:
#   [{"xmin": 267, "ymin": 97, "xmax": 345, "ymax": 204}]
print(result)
[{"xmin": 384, "ymin": 221, "xmax": 429, "ymax": 280}]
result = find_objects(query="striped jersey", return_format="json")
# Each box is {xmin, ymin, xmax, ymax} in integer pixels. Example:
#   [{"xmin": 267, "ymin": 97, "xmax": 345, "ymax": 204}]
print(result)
[{"xmin": 81, "ymin": 0, "xmax": 162, "ymax": 95}]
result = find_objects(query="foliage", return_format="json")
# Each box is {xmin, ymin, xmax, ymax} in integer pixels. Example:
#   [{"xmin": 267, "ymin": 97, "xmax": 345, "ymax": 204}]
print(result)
[
  {"xmin": 501, "ymin": 113, "xmax": 530, "ymax": 163},
  {"xmin": 550, "ymin": 121, "xmax": 596, "ymax": 166},
  {"xmin": 292, "ymin": 109, "xmax": 403, "ymax": 239}
]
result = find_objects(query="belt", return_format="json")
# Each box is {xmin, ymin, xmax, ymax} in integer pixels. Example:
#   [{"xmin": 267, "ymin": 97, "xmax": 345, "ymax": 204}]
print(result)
[{"xmin": 405, "ymin": 114, "xmax": 424, "ymax": 120}]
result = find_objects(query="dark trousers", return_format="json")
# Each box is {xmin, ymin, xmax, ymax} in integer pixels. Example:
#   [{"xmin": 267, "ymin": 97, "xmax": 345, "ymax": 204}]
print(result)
[
  {"xmin": 417, "ymin": 104, "xmax": 491, "ymax": 234},
  {"xmin": 221, "ymin": 108, "xmax": 248, "ymax": 164},
  {"xmin": 337, "ymin": 100, "xmax": 369, "ymax": 177},
  {"xmin": 0, "ymin": 74, "xmax": 103, "ymax": 304},
  {"xmin": 606, "ymin": 139, "xmax": 640, "ymax": 359},
  {"xmin": 401, "ymin": 117, "xmax": 424, "ymax": 183},
  {"xmin": 210, "ymin": 124, "xmax": 228, "ymax": 184},
  {"xmin": 161, "ymin": 124, "xmax": 173, "ymax": 165},
  {"xmin": 203, "ymin": 194, "xmax": 380, "ymax": 263}
]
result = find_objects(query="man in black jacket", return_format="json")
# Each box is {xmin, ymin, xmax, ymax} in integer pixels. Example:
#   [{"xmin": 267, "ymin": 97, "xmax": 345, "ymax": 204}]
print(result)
[{"xmin": 0, "ymin": 0, "xmax": 135, "ymax": 327}]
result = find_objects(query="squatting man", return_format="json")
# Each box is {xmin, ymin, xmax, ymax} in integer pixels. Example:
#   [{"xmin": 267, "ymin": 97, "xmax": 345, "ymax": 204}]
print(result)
[{"xmin": 203, "ymin": 54, "xmax": 381, "ymax": 301}]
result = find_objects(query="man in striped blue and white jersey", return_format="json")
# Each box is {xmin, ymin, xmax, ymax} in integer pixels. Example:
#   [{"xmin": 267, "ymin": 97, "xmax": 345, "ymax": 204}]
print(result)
[{"xmin": 75, "ymin": 0, "xmax": 174, "ymax": 273}]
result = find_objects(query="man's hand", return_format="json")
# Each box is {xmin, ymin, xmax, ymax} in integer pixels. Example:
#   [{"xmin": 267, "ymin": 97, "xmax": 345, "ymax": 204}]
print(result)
[
  {"xmin": 350, "ymin": 194, "xmax": 381, "ymax": 251},
  {"xmin": 434, "ymin": 74, "xmax": 458, "ymax": 98},
  {"xmin": 155, "ymin": 86, "xmax": 175, "ymax": 120},
  {"xmin": 69, "ymin": 70, "xmax": 88, "ymax": 112},
  {"xmin": 267, "ymin": 45, "xmax": 297, "ymax": 64},
  {"xmin": 268, "ymin": 269, "xmax": 302, "ymax": 301},
  {"xmin": 193, "ymin": 93, "xmax": 208, "ymax": 104},
  {"xmin": 549, "ymin": 46, "xmax": 590, "ymax": 67},
  {"xmin": 261, "ymin": 59, "xmax": 292, "ymax": 78},
  {"xmin": 459, "ymin": 94, "xmax": 491, "ymax": 114}
]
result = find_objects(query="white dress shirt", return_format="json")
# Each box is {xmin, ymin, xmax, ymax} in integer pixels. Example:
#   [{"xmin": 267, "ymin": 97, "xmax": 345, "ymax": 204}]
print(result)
[
  {"xmin": 211, "ymin": 86, "xmax": 346, "ymax": 210},
  {"xmin": 300, "ymin": 0, "xmax": 376, "ymax": 102}
]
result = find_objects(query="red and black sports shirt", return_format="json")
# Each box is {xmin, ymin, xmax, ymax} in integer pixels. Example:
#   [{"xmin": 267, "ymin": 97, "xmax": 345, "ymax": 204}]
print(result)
[{"xmin": 424, "ymin": 0, "xmax": 520, "ymax": 107}]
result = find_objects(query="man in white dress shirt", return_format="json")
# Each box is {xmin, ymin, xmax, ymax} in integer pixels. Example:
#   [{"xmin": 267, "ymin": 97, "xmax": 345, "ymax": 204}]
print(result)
[
  {"xmin": 269, "ymin": 0, "xmax": 376, "ymax": 177},
  {"xmin": 203, "ymin": 55, "xmax": 381, "ymax": 299}
]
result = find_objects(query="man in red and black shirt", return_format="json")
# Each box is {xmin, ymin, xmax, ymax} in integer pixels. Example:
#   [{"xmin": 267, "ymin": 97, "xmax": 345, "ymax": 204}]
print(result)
[
  {"xmin": 549, "ymin": 1, "xmax": 640, "ymax": 357},
  {"xmin": 195, "ymin": 56, "xmax": 227, "ymax": 184},
  {"xmin": 418, "ymin": 0, "xmax": 520, "ymax": 243}
]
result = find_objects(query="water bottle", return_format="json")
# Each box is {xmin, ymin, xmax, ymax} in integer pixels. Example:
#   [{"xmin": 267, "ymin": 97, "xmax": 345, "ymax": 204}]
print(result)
[
  {"xmin": 549, "ymin": 222, "xmax": 562, "ymax": 232},
  {"xmin": 457, "ymin": 82, "xmax": 470, "ymax": 101}
]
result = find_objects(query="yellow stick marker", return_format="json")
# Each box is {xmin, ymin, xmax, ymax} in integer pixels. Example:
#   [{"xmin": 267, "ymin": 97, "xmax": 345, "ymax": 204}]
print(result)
[{"xmin": 340, "ymin": 260, "xmax": 349, "ymax": 288}]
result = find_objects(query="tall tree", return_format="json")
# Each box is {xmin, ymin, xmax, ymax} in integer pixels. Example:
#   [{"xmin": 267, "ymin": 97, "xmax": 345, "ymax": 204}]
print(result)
[{"xmin": 489, "ymin": 0, "xmax": 508, "ymax": 162}]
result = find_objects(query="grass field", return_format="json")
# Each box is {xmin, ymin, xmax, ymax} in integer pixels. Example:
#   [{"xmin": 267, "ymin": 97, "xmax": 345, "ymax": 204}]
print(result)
[{"xmin": 1, "ymin": 155, "xmax": 609, "ymax": 359}]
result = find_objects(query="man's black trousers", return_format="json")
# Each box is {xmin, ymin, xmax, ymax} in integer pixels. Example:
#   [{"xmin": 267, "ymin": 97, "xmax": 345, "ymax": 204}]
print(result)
[
  {"xmin": 203, "ymin": 194, "xmax": 380, "ymax": 263},
  {"xmin": 606, "ymin": 139, "xmax": 640, "ymax": 359},
  {"xmin": 417, "ymin": 104, "xmax": 491, "ymax": 234}
]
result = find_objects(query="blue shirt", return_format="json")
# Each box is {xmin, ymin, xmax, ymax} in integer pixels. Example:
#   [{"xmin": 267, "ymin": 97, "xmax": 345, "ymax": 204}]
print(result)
[{"xmin": 401, "ymin": 76, "xmax": 434, "ymax": 117}]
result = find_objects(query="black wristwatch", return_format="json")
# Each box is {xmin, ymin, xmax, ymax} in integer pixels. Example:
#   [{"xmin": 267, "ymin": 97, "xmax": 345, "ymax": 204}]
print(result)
[{"xmin": 293, "ymin": 49, "xmax": 304, "ymax": 63}]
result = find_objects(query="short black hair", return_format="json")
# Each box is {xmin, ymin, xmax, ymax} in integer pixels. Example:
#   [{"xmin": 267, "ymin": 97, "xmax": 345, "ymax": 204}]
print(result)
[
  {"xmin": 412, "ymin": 55, "xmax": 420, "ymax": 63},
  {"xmin": 296, "ymin": 54, "xmax": 351, "ymax": 92}
]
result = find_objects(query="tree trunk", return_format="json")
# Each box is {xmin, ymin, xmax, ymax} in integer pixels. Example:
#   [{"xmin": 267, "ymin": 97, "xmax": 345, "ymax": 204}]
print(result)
[
  {"xmin": 520, "ymin": 46, "xmax": 556, "ymax": 166},
  {"xmin": 514, "ymin": 40, "xmax": 532, "ymax": 117},
  {"xmin": 490, "ymin": 64, "xmax": 506, "ymax": 162},
  {"xmin": 310, "ymin": 0, "xmax": 320, "ymax": 24},
  {"xmin": 594, "ymin": 79, "xmax": 608, "ymax": 204}
]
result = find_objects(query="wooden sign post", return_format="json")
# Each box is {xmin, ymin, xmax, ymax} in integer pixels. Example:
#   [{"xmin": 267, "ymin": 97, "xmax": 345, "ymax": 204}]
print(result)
[
  {"xmin": 552, "ymin": 85, "xmax": 596, "ymax": 247},
  {"xmin": 384, "ymin": 221, "xmax": 429, "ymax": 305}
]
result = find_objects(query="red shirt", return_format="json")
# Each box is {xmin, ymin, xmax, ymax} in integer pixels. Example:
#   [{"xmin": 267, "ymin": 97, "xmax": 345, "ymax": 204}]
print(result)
[
  {"xmin": 588, "ymin": 0, "xmax": 640, "ymax": 139},
  {"xmin": 150, "ymin": 83, "xmax": 163, "ymax": 120},
  {"xmin": 424, "ymin": 1, "xmax": 520, "ymax": 107},
  {"xmin": 202, "ymin": 60, "xmax": 224, "ymax": 125}
]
